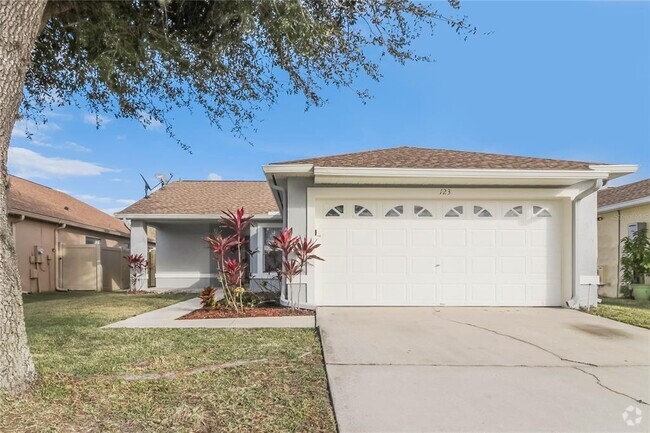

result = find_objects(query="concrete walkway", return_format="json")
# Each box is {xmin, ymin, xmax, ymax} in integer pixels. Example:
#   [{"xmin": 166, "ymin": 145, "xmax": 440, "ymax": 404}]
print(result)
[
  {"xmin": 318, "ymin": 307, "xmax": 650, "ymax": 433},
  {"xmin": 104, "ymin": 298, "xmax": 315, "ymax": 329}
]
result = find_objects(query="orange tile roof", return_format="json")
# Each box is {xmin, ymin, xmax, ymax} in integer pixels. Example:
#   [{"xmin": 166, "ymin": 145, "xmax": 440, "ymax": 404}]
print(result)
[
  {"xmin": 272, "ymin": 146, "xmax": 601, "ymax": 170},
  {"xmin": 598, "ymin": 178, "xmax": 650, "ymax": 208},
  {"xmin": 8, "ymin": 175, "xmax": 130, "ymax": 237},
  {"xmin": 117, "ymin": 181, "xmax": 279, "ymax": 216}
]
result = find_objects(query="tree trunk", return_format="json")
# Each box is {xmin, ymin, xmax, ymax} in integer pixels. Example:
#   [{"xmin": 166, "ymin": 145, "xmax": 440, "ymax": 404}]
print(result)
[{"xmin": 0, "ymin": 0, "xmax": 47, "ymax": 395}]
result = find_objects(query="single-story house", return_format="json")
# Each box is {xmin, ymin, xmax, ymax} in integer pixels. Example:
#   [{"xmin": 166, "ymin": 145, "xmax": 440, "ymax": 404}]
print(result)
[
  {"xmin": 117, "ymin": 146, "xmax": 637, "ymax": 308},
  {"xmin": 8, "ymin": 175, "xmax": 135, "ymax": 292},
  {"xmin": 597, "ymin": 178, "xmax": 650, "ymax": 298}
]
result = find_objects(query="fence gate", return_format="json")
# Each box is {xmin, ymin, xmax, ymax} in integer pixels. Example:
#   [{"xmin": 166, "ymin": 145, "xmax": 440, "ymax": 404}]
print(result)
[{"xmin": 60, "ymin": 244, "xmax": 129, "ymax": 291}]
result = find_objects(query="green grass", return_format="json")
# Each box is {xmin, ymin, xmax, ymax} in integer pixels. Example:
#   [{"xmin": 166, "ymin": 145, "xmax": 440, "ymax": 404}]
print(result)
[
  {"xmin": 0, "ymin": 292, "xmax": 336, "ymax": 432},
  {"xmin": 588, "ymin": 297, "xmax": 650, "ymax": 329}
]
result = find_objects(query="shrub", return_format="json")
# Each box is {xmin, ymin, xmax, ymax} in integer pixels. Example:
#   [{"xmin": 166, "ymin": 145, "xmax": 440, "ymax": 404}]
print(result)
[
  {"xmin": 621, "ymin": 229, "xmax": 650, "ymax": 297},
  {"xmin": 124, "ymin": 253, "xmax": 149, "ymax": 292}
]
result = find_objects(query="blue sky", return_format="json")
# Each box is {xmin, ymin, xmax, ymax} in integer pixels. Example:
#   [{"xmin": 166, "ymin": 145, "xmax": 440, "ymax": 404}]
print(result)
[{"xmin": 9, "ymin": 1, "xmax": 650, "ymax": 215}]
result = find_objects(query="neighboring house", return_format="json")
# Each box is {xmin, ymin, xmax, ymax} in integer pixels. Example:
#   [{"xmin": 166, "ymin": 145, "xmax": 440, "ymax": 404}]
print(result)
[
  {"xmin": 117, "ymin": 146, "xmax": 636, "ymax": 308},
  {"xmin": 8, "ymin": 175, "xmax": 132, "ymax": 293},
  {"xmin": 597, "ymin": 178, "xmax": 650, "ymax": 298}
]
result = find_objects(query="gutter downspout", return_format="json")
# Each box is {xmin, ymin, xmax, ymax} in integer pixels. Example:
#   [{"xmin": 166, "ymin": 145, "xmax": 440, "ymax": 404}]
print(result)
[
  {"xmin": 567, "ymin": 179, "xmax": 606, "ymax": 309},
  {"xmin": 10, "ymin": 214, "xmax": 25, "ymax": 237},
  {"xmin": 54, "ymin": 223, "xmax": 67, "ymax": 292}
]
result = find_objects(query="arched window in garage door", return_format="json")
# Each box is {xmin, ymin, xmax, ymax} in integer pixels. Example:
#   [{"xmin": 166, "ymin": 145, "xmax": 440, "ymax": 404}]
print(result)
[
  {"xmin": 533, "ymin": 206, "xmax": 552, "ymax": 217},
  {"xmin": 444, "ymin": 206, "xmax": 463, "ymax": 218},
  {"xmin": 504, "ymin": 205, "xmax": 523, "ymax": 217},
  {"xmin": 354, "ymin": 205, "xmax": 373, "ymax": 217},
  {"xmin": 385, "ymin": 205, "xmax": 404, "ymax": 217},
  {"xmin": 325, "ymin": 205, "xmax": 344, "ymax": 217},
  {"xmin": 414, "ymin": 205, "xmax": 432, "ymax": 217},
  {"xmin": 473, "ymin": 205, "xmax": 493, "ymax": 218}
]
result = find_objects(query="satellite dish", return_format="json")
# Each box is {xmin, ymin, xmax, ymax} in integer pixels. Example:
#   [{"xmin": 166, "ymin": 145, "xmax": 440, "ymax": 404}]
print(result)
[{"xmin": 155, "ymin": 172, "xmax": 170, "ymax": 183}]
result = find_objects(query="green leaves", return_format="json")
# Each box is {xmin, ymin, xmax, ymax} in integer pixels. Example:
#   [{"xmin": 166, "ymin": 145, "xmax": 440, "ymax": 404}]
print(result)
[{"xmin": 25, "ymin": 0, "xmax": 473, "ymax": 151}]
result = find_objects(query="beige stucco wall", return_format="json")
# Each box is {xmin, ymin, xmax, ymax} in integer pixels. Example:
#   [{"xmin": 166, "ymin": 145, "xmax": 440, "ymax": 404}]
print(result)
[
  {"xmin": 10, "ymin": 215, "xmax": 129, "ymax": 293},
  {"xmin": 597, "ymin": 203, "xmax": 650, "ymax": 297}
]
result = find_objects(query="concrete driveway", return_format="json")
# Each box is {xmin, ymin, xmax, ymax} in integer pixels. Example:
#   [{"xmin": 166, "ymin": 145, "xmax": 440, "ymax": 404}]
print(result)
[{"xmin": 317, "ymin": 307, "xmax": 649, "ymax": 433}]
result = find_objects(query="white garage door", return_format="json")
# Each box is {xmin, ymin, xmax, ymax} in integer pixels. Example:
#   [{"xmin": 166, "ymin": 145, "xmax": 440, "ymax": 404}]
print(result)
[{"xmin": 314, "ymin": 199, "xmax": 562, "ymax": 306}]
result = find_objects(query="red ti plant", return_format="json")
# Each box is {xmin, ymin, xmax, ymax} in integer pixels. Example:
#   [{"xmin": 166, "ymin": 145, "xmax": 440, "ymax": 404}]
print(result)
[
  {"xmin": 124, "ymin": 253, "xmax": 149, "ymax": 293},
  {"xmin": 269, "ymin": 229, "xmax": 323, "ymax": 309},
  {"xmin": 203, "ymin": 208, "xmax": 253, "ymax": 311}
]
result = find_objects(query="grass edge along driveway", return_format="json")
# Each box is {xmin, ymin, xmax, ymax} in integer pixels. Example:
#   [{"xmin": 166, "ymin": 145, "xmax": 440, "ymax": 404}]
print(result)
[{"xmin": 588, "ymin": 297, "xmax": 650, "ymax": 329}]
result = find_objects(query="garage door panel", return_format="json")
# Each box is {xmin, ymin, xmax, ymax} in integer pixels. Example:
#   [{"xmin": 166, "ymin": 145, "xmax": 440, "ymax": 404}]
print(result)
[
  {"xmin": 350, "ymin": 283, "xmax": 378, "ymax": 302},
  {"xmin": 411, "ymin": 229, "xmax": 436, "ymax": 246},
  {"xmin": 380, "ymin": 284, "xmax": 408, "ymax": 304},
  {"xmin": 440, "ymin": 283, "xmax": 467, "ymax": 303},
  {"xmin": 411, "ymin": 256, "xmax": 438, "ymax": 274},
  {"xmin": 381, "ymin": 229, "xmax": 407, "ymax": 246},
  {"xmin": 350, "ymin": 229, "xmax": 377, "ymax": 247},
  {"xmin": 442, "ymin": 229, "xmax": 467, "ymax": 246},
  {"xmin": 471, "ymin": 257, "xmax": 496, "ymax": 274},
  {"xmin": 470, "ymin": 283, "xmax": 497, "ymax": 303},
  {"xmin": 350, "ymin": 256, "xmax": 377, "ymax": 273},
  {"xmin": 315, "ymin": 198, "xmax": 562, "ymax": 306},
  {"xmin": 411, "ymin": 283, "xmax": 437, "ymax": 303}
]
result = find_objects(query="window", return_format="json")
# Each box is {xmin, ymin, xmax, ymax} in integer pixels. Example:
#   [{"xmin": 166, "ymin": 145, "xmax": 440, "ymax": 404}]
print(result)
[
  {"xmin": 85, "ymin": 236, "xmax": 100, "ymax": 245},
  {"xmin": 473, "ymin": 205, "xmax": 492, "ymax": 218},
  {"xmin": 263, "ymin": 227, "xmax": 283, "ymax": 274},
  {"xmin": 533, "ymin": 205, "xmax": 552, "ymax": 217},
  {"xmin": 385, "ymin": 205, "xmax": 404, "ymax": 217},
  {"xmin": 354, "ymin": 205, "xmax": 373, "ymax": 217},
  {"xmin": 444, "ymin": 206, "xmax": 463, "ymax": 218},
  {"xmin": 325, "ymin": 205, "xmax": 344, "ymax": 217},
  {"xmin": 504, "ymin": 206, "xmax": 523, "ymax": 217},
  {"xmin": 414, "ymin": 205, "xmax": 432, "ymax": 217}
]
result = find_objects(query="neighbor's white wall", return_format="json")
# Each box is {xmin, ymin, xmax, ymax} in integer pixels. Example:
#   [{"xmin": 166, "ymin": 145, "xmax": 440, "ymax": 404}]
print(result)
[{"xmin": 155, "ymin": 222, "xmax": 213, "ymax": 289}]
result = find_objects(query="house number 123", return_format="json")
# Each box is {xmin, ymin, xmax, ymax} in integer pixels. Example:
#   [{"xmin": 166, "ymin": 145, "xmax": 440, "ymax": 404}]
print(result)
[{"xmin": 439, "ymin": 188, "xmax": 452, "ymax": 195}]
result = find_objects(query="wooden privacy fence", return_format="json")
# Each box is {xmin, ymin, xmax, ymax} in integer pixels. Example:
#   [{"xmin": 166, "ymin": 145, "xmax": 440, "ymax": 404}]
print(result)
[{"xmin": 60, "ymin": 244, "xmax": 130, "ymax": 291}]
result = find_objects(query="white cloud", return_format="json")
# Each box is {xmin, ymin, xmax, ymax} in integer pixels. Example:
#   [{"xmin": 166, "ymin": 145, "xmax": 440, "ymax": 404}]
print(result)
[
  {"xmin": 110, "ymin": 177, "xmax": 125, "ymax": 182},
  {"xmin": 137, "ymin": 110, "xmax": 163, "ymax": 131},
  {"xmin": 11, "ymin": 120, "xmax": 90, "ymax": 153},
  {"xmin": 11, "ymin": 119, "xmax": 61, "ymax": 143},
  {"xmin": 116, "ymin": 135, "xmax": 127, "ymax": 141},
  {"xmin": 83, "ymin": 113, "xmax": 112, "ymax": 127},
  {"xmin": 8, "ymin": 147, "xmax": 118, "ymax": 179},
  {"xmin": 74, "ymin": 193, "xmax": 113, "ymax": 203},
  {"xmin": 207, "ymin": 172, "xmax": 222, "ymax": 180},
  {"xmin": 60, "ymin": 141, "xmax": 91, "ymax": 152},
  {"xmin": 116, "ymin": 199, "xmax": 136, "ymax": 205}
]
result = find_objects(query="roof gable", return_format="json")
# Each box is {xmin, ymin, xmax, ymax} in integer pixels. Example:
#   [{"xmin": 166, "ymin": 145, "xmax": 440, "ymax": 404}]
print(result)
[
  {"xmin": 117, "ymin": 180, "xmax": 278, "ymax": 216},
  {"xmin": 272, "ymin": 146, "xmax": 600, "ymax": 170},
  {"xmin": 8, "ymin": 176, "xmax": 130, "ymax": 236}
]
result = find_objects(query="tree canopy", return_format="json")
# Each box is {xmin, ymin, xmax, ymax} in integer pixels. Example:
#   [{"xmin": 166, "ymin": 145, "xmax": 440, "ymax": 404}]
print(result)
[{"xmin": 26, "ymin": 0, "xmax": 473, "ymax": 151}]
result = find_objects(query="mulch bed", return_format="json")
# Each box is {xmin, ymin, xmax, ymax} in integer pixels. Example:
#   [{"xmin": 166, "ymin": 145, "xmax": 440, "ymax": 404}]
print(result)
[{"xmin": 179, "ymin": 305, "xmax": 315, "ymax": 320}]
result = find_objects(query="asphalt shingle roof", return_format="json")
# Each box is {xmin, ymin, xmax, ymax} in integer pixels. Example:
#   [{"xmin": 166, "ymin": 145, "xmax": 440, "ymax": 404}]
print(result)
[
  {"xmin": 272, "ymin": 146, "xmax": 600, "ymax": 170},
  {"xmin": 8, "ymin": 175, "xmax": 130, "ymax": 236},
  {"xmin": 117, "ymin": 181, "xmax": 278, "ymax": 216},
  {"xmin": 598, "ymin": 178, "xmax": 650, "ymax": 208}
]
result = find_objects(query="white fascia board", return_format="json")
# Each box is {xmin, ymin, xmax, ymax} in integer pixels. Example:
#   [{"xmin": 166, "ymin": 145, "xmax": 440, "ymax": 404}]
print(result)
[
  {"xmin": 262, "ymin": 164, "xmax": 313, "ymax": 176},
  {"xmin": 588, "ymin": 164, "xmax": 638, "ymax": 179},
  {"xmin": 115, "ymin": 213, "xmax": 282, "ymax": 221},
  {"xmin": 598, "ymin": 195, "xmax": 650, "ymax": 214},
  {"xmin": 313, "ymin": 167, "xmax": 610, "ymax": 186}
]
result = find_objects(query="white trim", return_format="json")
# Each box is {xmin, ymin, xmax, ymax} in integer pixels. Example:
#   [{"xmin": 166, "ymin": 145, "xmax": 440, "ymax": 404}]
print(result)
[
  {"xmin": 311, "ymin": 167, "xmax": 621, "ymax": 186},
  {"xmin": 598, "ymin": 195, "xmax": 650, "ymax": 213},
  {"xmin": 262, "ymin": 164, "xmax": 313, "ymax": 175},
  {"xmin": 116, "ymin": 213, "xmax": 282, "ymax": 221},
  {"xmin": 252, "ymin": 221, "xmax": 283, "ymax": 279},
  {"xmin": 589, "ymin": 164, "xmax": 639, "ymax": 179}
]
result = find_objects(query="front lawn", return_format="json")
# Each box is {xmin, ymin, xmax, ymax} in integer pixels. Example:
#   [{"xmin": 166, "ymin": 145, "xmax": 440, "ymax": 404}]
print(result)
[
  {"xmin": 588, "ymin": 297, "xmax": 650, "ymax": 329},
  {"xmin": 0, "ymin": 291, "xmax": 336, "ymax": 433}
]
